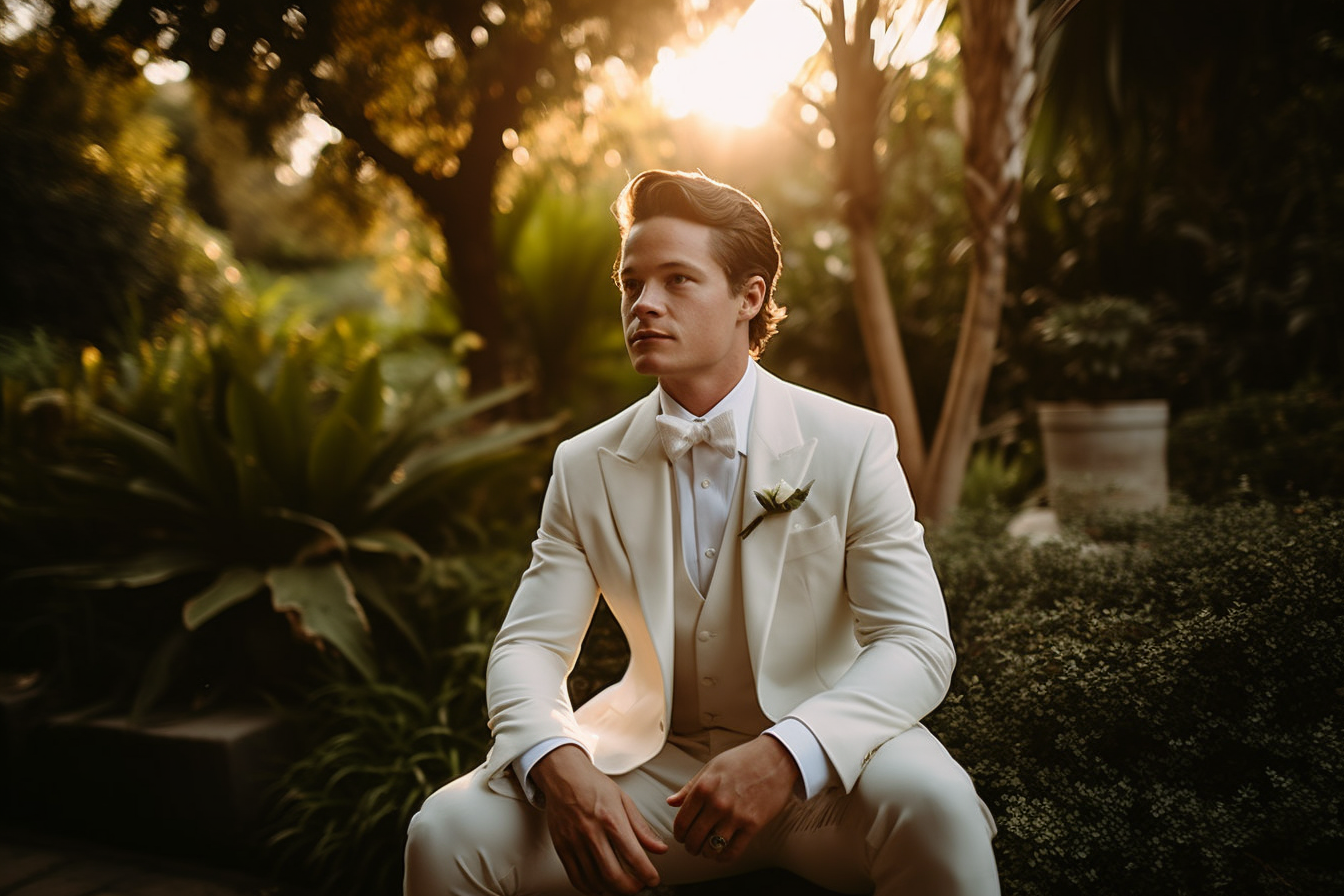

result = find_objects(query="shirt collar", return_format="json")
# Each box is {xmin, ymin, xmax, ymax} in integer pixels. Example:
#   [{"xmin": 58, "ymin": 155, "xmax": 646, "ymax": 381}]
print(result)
[{"xmin": 658, "ymin": 360, "xmax": 756, "ymax": 456}]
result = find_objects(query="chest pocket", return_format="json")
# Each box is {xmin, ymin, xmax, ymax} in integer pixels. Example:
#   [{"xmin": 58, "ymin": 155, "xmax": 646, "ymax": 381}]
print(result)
[{"xmin": 783, "ymin": 515, "xmax": 840, "ymax": 562}]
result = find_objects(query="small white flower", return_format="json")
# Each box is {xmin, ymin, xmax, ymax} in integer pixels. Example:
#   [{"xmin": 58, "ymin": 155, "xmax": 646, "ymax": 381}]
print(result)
[{"xmin": 739, "ymin": 478, "xmax": 815, "ymax": 539}]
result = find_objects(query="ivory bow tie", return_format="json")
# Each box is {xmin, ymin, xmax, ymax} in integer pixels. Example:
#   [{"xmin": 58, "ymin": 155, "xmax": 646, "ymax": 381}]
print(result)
[{"xmin": 656, "ymin": 412, "xmax": 737, "ymax": 462}]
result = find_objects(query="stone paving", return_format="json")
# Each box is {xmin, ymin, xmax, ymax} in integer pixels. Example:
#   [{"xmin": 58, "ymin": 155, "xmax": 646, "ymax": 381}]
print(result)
[{"xmin": 0, "ymin": 829, "xmax": 302, "ymax": 896}]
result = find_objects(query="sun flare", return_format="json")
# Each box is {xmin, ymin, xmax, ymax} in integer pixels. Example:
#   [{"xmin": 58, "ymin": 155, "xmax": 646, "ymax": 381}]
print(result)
[{"xmin": 649, "ymin": 0, "xmax": 825, "ymax": 127}]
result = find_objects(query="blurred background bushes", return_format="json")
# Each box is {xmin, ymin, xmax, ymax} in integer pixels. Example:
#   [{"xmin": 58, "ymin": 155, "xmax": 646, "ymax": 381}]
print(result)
[{"xmin": 927, "ymin": 500, "xmax": 1344, "ymax": 894}]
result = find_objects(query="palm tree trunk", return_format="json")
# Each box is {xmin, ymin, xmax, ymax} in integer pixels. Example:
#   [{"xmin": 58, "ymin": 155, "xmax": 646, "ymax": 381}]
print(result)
[
  {"xmin": 826, "ymin": 0, "xmax": 927, "ymax": 484},
  {"xmin": 918, "ymin": 0, "xmax": 1036, "ymax": 522}
]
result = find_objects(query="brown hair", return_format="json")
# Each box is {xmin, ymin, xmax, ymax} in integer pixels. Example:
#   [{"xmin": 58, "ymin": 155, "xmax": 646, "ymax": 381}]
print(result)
[{"xmin": 612, "ymin": 169, "xmax": 786, "ymax": 357}]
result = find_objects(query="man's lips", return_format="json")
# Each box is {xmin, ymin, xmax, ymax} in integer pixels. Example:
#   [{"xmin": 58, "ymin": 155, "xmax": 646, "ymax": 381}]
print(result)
[{"xmin": 629, "ymin": 330, "xmax": 672, "ymax": 345}]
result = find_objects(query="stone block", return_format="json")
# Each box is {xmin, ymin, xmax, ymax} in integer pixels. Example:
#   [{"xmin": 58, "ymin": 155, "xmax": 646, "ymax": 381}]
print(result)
[{"xmin": 14, "ymin": 706, "xmax": 297, "ymax": 867}]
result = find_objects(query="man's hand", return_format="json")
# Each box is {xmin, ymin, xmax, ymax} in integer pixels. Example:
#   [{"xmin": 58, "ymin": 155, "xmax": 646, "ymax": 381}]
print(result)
[
  {"xmin": 530, "ymin": 744, "xmax": 668, "ymax": 895},
  {"xmin": 667, "ymin": 735, "xmax": 800, "ymax": 862}
]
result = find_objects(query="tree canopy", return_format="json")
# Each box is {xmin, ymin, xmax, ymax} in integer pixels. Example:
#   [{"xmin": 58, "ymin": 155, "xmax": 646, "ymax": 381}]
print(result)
[{"xmin": 49, "ymin": 0, "xmax": 729, "ymax": 388}]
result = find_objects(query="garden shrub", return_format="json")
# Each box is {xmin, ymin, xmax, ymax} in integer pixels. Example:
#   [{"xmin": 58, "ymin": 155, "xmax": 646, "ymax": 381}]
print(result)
[
  {"xmin": 927, "ymin": 501, "xmax": 1344, "ymax": 894},
  {"xmin": 1169, "ymin": 386, "xmax": 1344, "ymax": 504},
  {"xmin": 266, "ymin": 544, "xmax": 531, "ymax": 896}
]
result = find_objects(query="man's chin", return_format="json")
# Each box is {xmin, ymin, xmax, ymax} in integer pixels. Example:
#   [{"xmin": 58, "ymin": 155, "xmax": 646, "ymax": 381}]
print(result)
[{"xmin": 628, "ymin": 353, "xmax": 668, "ymax": 378}]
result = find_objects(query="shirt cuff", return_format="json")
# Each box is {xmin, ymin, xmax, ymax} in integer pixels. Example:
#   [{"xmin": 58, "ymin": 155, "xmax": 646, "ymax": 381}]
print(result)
[
  {"xmin": 765, "ymin": 717, "xmax": 838, "ymax": 800},
  {"xmin": 515, "ymin": 737, "xmax": 585, "ymax": 806}
]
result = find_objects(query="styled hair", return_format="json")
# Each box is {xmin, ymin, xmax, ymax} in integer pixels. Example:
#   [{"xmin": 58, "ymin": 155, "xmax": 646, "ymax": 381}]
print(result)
[{"xmin": 612, "ymin": 169, "xmax": 786, "ymax": 357}]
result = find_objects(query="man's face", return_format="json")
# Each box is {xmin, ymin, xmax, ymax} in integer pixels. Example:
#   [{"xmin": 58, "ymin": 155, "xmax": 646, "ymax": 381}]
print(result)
[{"xmin": 618, "ymin": 216, "xmax": 762, "ymax": 403}]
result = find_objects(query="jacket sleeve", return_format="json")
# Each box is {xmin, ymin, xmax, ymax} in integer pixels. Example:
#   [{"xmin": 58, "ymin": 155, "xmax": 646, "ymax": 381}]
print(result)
[
  {"xmin": 482, "ymin": 440, "xmax": 603, "ymax": 785},
  {"xmin": 785, "ymin": 413, "xmax": 956, "ymax": 791}
]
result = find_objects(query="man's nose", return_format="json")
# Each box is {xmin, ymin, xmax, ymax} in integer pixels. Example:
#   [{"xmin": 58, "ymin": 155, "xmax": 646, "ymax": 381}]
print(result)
[{"xmin": 631, "ymin": 287, "xmax": 664, "ymax": 317}]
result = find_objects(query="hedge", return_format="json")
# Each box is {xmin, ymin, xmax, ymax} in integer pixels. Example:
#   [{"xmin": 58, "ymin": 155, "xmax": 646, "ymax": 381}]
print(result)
[{"xmin": 926, "ymin": 501, "xmax": 1344, "ymax": 894}]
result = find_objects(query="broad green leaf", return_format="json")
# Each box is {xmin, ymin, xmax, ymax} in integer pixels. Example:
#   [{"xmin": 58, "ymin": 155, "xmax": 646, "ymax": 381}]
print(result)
[
  {"xmin": 124, "ymin": 477, "xmax": 205, "ymax": 514},
  {"xmin": 28, "ymin": 393, "xmax": 197, "ymax": 493},
  {"xmin": 308, "ymin": 356, "xmax": 383, "ymax": 511},
  {"xmin": 226, "ymin": 376, "xmax": 288, "ymax": 512},
  {"xmin": 347, "ymin": 562, "xmax": 427, "ymax": 661},
  {"xmin": 43, "ymin": 465, "xmax": 201, "ymax": 514},
  {"xmin": 171, "ymin": 383, "xmax": 237, "ymax": 510},
  {"xmin": 263, "ymin": 507, "xmax": 348, "ymax": 561},
  {"xmin": 182, "ymin": 566, "xmax": 267, "ymax": 630},
  {"xmin": 9, "ymin": 548, "xmax": 213, "ymax": 589},
  {"xmin": 368, "ymin": 379, "xmax": 535, "ymax": 485},
  {"xmin": 130, "ymin": 629, "xmax": 191, "ymax": 723},
  {"xmin": 268, "ymin": 563, "xmax": 376, "ymax": 681},
  {"xmin": 271, "ymin": 348, "xmax": 314, "ymax": 494},
  {"xmin": 366, "ymin": 416, "xmax": 562, "ymax": 519},
  {"xmin": 349, "ymin": 528, "xmax": 429, "ymax": 564}
]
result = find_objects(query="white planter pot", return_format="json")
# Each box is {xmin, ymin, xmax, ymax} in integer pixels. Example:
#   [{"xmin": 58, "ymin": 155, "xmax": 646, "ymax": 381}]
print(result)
[{"xmin": 1038, "ymin": 400, "xmax": 1170, "ymax": 519}]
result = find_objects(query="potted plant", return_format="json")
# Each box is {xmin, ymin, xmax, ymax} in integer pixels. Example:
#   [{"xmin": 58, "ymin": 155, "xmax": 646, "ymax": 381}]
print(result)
[{"xmin": 1027, "ymin": 294, "xmax": 1187, "ymax": 520}]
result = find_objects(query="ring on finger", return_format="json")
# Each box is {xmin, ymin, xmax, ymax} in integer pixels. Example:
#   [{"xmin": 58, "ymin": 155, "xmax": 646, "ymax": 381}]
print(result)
[{"xmin": 708, "ymin": 833, "xmax": 728, "ymax": 853}]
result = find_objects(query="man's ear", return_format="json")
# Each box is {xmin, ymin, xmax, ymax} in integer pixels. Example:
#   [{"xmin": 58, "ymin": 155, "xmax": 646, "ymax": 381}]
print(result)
[{"xmin": 737, "ymin": 276, "xmax": 767, "ymax": 321}]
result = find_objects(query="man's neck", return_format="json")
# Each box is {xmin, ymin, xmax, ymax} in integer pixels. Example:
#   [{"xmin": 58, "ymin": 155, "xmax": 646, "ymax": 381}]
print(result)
[{"xmin": 659, "ymin": 358, "xmax": 752, "ymax": 418}]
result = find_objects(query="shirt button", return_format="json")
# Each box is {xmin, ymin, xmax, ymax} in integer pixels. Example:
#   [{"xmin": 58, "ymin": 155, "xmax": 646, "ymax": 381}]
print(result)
[
  {"xmin": 697, "ymin": 630, "xmax": 712, "ymax": 642},
  {"xmin": 704, "ymin": 548, "xmax": 717, "ymax": 559},
  {"xmin": 701, "ymin": 676, "xmax": 717, "ymax": 687},
  {"xmin": 700, "ymin": 479, "xmax": 711, "ymax": 489}
]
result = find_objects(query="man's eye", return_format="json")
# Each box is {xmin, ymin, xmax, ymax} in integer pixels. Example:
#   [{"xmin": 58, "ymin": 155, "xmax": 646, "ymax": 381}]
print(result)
[
  {"xmin": 668, "ymin": 274, "xmax": 689, "ymax": 286},
  {"xmin": 622, "ymin": 280, "xmax": 642, "ymax": 296}
]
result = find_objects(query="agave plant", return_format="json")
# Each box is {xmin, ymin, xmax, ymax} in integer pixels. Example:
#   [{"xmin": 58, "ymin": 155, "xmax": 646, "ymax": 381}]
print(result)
[{"xmin": 4, "ymin": 327, "xmax": 558, "ymax": 705}]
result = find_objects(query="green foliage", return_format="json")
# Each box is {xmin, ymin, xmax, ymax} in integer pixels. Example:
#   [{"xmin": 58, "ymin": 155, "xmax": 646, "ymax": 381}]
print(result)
[
  {"xmin": 0, "ymin": 37, "xmax": 225, "ymax": 346},
  {"xmin": 1012, "ymin": 0, "xmax": 1344, "ymax": 405},
  {"xmin": 1026, "ymin": 295, "xmax": 1194, "ymax": 401},
  {"xmin": 1169, "ymin": 386, "xmax": 1344, "ymax": 504},
  {"xmin": 958, "ymin": 440, "xmax": 1041, "ymax": 512},
  {"xmin": 0, "ymin": 301, "xmax": 559, "ymax": 711},
  {"xmin": 927, "ymin": 501, "xmax": 1344, "ymax": 894},
  {"xmin": 266, "ymin": 544, "xmax": 529, "ymax": 896},
  {"xmin": 498, "ymin": 174, "xmax": 648, "ymax": 425}
]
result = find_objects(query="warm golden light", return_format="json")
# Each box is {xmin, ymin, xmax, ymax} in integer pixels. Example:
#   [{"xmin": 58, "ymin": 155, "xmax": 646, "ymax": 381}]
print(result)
[
  {"xmin": 650, "ymin": 0, "xmax": 947, "ymax": 128},
  {"xmin": 650, "ymin": 0, "xmax": 824, "ymax": 127}
]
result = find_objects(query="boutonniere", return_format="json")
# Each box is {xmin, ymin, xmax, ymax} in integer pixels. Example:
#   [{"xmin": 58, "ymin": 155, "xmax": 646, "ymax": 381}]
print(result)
[{"xmin": 739, "ymin": 479, "xmax": 815, "ymax": 539}]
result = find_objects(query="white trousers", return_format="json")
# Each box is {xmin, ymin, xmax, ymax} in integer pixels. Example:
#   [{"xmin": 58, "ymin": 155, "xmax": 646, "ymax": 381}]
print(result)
[{"xmin": 404, "ymin": 725, "xmax": 1000, "ymax": 896}]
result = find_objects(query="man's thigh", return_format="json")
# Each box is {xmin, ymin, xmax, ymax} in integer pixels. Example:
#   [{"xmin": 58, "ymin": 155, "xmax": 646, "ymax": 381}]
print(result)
[
  {"xmin": 406, "ymin": 729, "xmax": 995, "ymax": 896},
  {"xmin": 752, "ymin": 725, "xmax": 997, "ymax": 895},
  {"xmin": 404, "ymin": 742, "xmax": 738, "ymax": 896}
]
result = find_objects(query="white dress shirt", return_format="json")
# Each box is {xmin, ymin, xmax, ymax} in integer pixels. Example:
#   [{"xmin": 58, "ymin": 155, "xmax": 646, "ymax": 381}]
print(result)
[{"xmin": 519, "ymin": 361, "xmax": 836, "ymax": 801}]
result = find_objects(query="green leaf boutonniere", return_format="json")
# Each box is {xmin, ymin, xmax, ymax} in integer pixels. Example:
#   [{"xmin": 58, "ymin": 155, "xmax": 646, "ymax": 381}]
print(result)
[{"xmin": 739, "ymin": 478, "xmax": 815, "ymax": 539}]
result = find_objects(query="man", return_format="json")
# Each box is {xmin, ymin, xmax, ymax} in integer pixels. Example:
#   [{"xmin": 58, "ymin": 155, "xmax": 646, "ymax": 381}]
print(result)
[{"xmin": 405, "ymin": 170, "xmax": 999, "ymax": 896}]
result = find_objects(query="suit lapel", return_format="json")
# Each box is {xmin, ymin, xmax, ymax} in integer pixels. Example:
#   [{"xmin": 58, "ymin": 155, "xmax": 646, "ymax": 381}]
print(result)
[
  {"xmin": 740, "ymin": 369, "xmax": 816, "ymax": 679},
  {"xmin": 596, "ymin": 393, "xmax": 676, "ymax": 689}
]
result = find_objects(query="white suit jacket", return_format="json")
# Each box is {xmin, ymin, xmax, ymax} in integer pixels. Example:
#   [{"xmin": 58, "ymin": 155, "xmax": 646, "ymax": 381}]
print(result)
[{"xmin": 482, "ymin": 366, "xmax": 954, "ymax": 797}]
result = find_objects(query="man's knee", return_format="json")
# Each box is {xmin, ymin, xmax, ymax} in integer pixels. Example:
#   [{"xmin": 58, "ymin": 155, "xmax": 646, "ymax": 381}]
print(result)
[
  {"xmin": 405, "ymin": 772, "xmax": 566, "ymax": 896},
  {"xmin": 843, "ymin": 733, "xmax": 999, "ymax": 894},
  {"xmin": 405, "ymin": 775, "xmax": 520, "ymax": 895},
  {"xmin": 406, "ymin": 783, "xmax": 473, "ymax": 894},
  {"xmin": 858, "ymin": 730, "xmax": 996, "ymax": 843}
]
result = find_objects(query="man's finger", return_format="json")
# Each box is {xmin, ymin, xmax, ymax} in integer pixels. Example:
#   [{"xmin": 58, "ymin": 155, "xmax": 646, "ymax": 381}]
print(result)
[
  {"xmin": 623, "ymin": 791, "xmax": 670, "ymax": 856},
  {"xmin": 600, "ymin": 799, "xmax": 662, "ymax": 890},
  {"xmin": 669, "ymin": 776, "xmax": 706, "ymax": 842},
  {"xmin": 682, "ymin": 805, "xmax": 722, "ymax": 856},
  {"xmin": 589, "ymin": 835, "xmax": 650, "ymax": 896}
]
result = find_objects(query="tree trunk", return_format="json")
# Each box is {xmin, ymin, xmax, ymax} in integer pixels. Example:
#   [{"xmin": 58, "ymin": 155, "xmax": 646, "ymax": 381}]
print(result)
[
  {"xmin": 917, "ymin": 0, "xmax": 1036, "ymax": 522},
  {"xmin": 428, "ymin": 165, "xmax": 509, "ymax": 395},
  {"xmin": 826, "ymin": 0, "xmax": 928, "ymax": 485}
]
